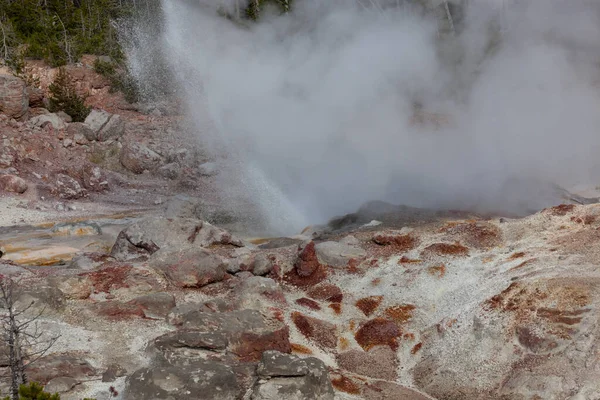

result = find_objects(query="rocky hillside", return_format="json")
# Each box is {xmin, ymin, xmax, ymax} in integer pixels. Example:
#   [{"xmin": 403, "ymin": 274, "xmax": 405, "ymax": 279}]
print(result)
[{"xmin": 1, "ymin": 59, "xmax": 600, "ymax": 400}]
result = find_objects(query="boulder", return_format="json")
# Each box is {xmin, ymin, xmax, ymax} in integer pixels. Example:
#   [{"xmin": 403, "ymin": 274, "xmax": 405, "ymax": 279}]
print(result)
[
  {"xmin": 153, "ymin": 250, "xmax": 227, "ymax": 289},
  {"xmin": 67, "ymin": 122, "xmax": 96, "ymax": 142},
  {"xmin": 110, "ymin": 217, "xmax": 243, "ymax": 261},
  {"xmin": 0, "ymin": 174, "xmax": 28, "ymax": 194},
  {"xmin": 0, "ymin": 75, "xmax": 28, "ymax": 119},
  {"xmin": 290, "ymin": 312, "xmax": 337, "ymax": 349},
  {"xmin": 128, "ymin": 292, "xmax": 176, "ymax": 319},
  {"xmin": 84, "ymin": 109, "xmax": 125, "ymax": 142},
  {"xmin": 27, "ymin": 86, "xmax": 44, "ymax": 108},
  {"xmin": 314, "ymin": 241, "xmax": 366, "ymax": 267},
  {"xmin": 27, "ymin": 354, "xmax": 96, "ymax": 385},
  {"xmin": 252, "ymin": 351, "xmax": 335, "ymax": 400},
  {"xmin": 56, "ymin": 111, "xmax": 72, "ymax": 123},
  {"xmin": 44, "ymin": 377, "xmax": 78, "ymax": 394},
  {"xmin": 157, "ymin": 163, "xmax": 179, "ymax": 180},
  {"xmin": 53, "ymin": 174, "xmax": 86, "ymax": 199},
  {"xmin": 29, "ymin": 113, "xmax": 67, "ymax": 130},
  {"xmin": 337, "ymin": 346, "xmax": 398, "ymax": 380},
  {"xmin": 120, "ymin": 142, "xmax": 163, "ymax": 174}
]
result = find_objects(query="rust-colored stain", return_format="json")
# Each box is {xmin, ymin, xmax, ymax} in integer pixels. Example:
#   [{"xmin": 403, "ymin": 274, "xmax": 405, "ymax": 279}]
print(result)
[
  {"xmin": 329, "ymin": 303, "xmax": 342, "ymax": 314},
  {"xmin": 422, "ymin": 242, "xmax": 469, "ymax": 257},
  {"xmin": 290, "ymin": 343, "xmax": 313, "ymax": 355},
  {"xmin": 331, "ymin": 375, "xmax": 361, "ymax": 395},
  {"xmin": 427, "ymin": 264, "xmax": 446, "ymax": 278},
  {"xmin": 384, "ymin": 304, "xmax": 416, "ymax": 324},
  {"xmin": 411, "ymin": 342, "xmax": 423, "ymax": 354},
  {"xmin": 355, "ymin": 318, "xmax": 402, "ymax": 351},
  {"xmin": 355, "ymin": 296, "xmax": 383, "ymax": 316}
]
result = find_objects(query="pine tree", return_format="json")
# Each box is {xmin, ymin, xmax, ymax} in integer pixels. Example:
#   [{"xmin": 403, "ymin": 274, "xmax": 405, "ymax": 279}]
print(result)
[{"xmin": 48, "ymin": 67, "xmax": 90, "ymax": 122}]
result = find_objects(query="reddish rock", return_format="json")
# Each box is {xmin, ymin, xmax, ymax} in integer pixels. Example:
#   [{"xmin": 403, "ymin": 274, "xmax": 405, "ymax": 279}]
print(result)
[
  {"xmin": 296, "ymin": 297, "xmax": 321, "ymax": 311},
  {"xmin": 82, "ymin": 265, "xmax": 133, "ymax": 294},
  {"xmin": 157, "ymin": 251, "xmax": 227, "ymax": 288},
  {"xmin": 291, "ymin": 343, "xmax": 313, "ymax": 355},
  {"xmin": 329, "ymin": 303, "xmax": 342, "ymax": 314},
  {"xmin": 443, "ymin": 221, "xmax": 501, "ymax": 249},
  {"xmin": 96, "ymin": 301, "xmax": 146, "ymax": 320},
  {"xmin": 27, "ymin": 354, "xmax": 95, "ymax": 385},
  {"xmin": 384, "ymin": 304, "xmax": 416, "ymax": 324},
  {"xmin": 547, "ymin": 204, "xmax": 576, "ymax": 216},
  {"xmin": 337, "ymin": 346, "xmax": 398, "ymax": 380},
  {"xmin": 307, "ymin": 284, "xmax": 343, "ymax": 303},
  {"xmin": 422, "ymin": 242, "xmax": 469, "ymax": 257},
  {"xmin": 231, "ymin": 327, "xmax": 291, "ymax": 362},
  {"xmin": 355, "ymin": 296, "xmax": 383, "ymax": 316},
  {"xmin": 295, "ymin": 241, "xmax": 321, "ymax": 277},
  {"xmin": 372, "ymin": 232, "xmax": 417, "ymax": 251},
  {"xmin": 129, "ymin": 292, "xmax": 176, "ymax": 320},
  {"xmin": 291, "ymin": 311, "xmax": 337, "ymax": 349},
  {"xmin": 0, "ymin": 74, "xmax": 28, "ymax": 119},
  {"xmin": 331, "ymin": 373, "xmax": 361, "ymax": 395},
  {"xmin": 0, "ymin": 174, "xmax": 28, "ymax": 194},
  {"xmin": 355, "ymin": 318, "xmax": 402, "ymax": 351}
]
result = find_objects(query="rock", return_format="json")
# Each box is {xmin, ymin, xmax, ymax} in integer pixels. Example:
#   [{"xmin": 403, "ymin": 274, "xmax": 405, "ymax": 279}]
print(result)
[
  {"xmin": 129, "ymin": 292, "xmax": 176, "ymax": 319},
  {"xmin": 314, "ymin": 241, "xmax": 366, "ymax": 267},
  {"xmin": 120, "ymin": 142, "xmax": 163, "ymax": 174},
  {"xmin": 30, "ymin": 113, "xmax": 67, "ymax": 130},
  {"xmin": 362, "ymin": 382, "xmax": 436, "ymax": 400},
  {"xmin": 355, "ymin": 318, "xmax": 402, "ymax": 351},
  {"xmin": 157, "ymin": 162, "xmax": 179, "ymax": 180},
  {"xmin": 258, "ymin": 237, "xmax": 304, "ymax": 249},
  {"xmin": 53, "ymin": 174, "xmax": 86, "ymax": 199},
  {"xmin": 0, "ymin": 152, "xmax": 14, "ymax": 168},
  {"xmin": 252, "ymin": 253, "xmax": 274, "ymax": 276},
  {"xmin": 197, "ymin": 162, "xmax": 218, "ymax": 177},
  {"xmin": 27, "ymin": 86, "xmax": 44, "ymax": 108},
  {"xmin": 294, "ymin": 241, "xmax": 321, "ymax": 277},
  {"xmin": 153, "ymin": 251, "xmax": 227, "ymax": 288},
  {"xmin": 16, "ymin": 287, "xmax": 66, "ymax": 316},
  {"xmin": 291, "ymin": 312, "xmax": 337, "ymax": 349},
  {"xmin": 337, "ymin": 347, "xmax": 398, "ymax": 380},
  {"xmin": 63, "ymin": 138, "xmax": 73, "ymax": 148},
  {"xmin": 153, "ymin": 330, "xmax": 229, "ymax": 353},
  {"xmin": 81, "ymin": 164, "xmax": 108, "ymax": 191},
  {"xmin": 110, "ymin": 217, "xmax": 243, "ymax": 261},
  {"xmin": 252, "ymin": 351, "xmax": 335, "ymax": 400},
  {"xmin": 0, "ymin": 75, "xmax": 28, "ymax": 119},
  {"xmin": 47, "ymin": 275, "xmax": 92, "ymax": 300},
  {"xmin": 44, "ymin": 377, "xmax": 78, "ymax": 393},
  {"xmin": 73, "ymin": 133, "xmax": 88, "ymax": 145},
  {"xmin": 0, "ymin": 174, "xmax": 28, "ymax": 194},
  {"xmin": 27, "ymin": 354, "xmax": 95, "ymax": 385},
  {"xmin": 67, "ymin": 122, "xmax": 96, "ymax": 142},
  {"xmin": 84, "ymin": 109, "xmax": 125, "ymax": 142},
  {"xmin": 56, "ymin": 111, "xmax": 72, "ymax": 123},
  {"xmin": 124, "ymin": 362, "xmax": 242, "ymax": 400},
  {"xmin": 52, "ymin": 222, "xmax": 101, "ymax": 236},
  {"xmin": 102, "ymin": 364, "xmax": 127, "ymax": 383}
]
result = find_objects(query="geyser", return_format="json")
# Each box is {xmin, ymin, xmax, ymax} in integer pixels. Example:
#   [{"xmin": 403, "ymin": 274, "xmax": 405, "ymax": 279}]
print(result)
[{"xmin": 150, "ymin": 0, "xmax": 600, "ymax": 234}]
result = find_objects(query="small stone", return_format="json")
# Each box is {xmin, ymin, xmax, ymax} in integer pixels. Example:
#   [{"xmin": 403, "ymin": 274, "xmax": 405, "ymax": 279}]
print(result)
[
  {"xmin": 63, "ymin": 138, "xmax": 73, "ymax": 148},
  {"xmin": 44, "ymin": 377, "xmax": 78, "ymax": 393},
  {"xmin": 0, "ymin": 174, "xmax": 28, "ymax": 194}
]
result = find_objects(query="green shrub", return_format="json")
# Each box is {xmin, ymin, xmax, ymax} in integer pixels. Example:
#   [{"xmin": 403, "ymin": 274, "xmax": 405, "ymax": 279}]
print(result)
[
  {"xmin": 2, "ymin": 382, "xmax": 59, "ymax": 400},
  {"xmin": 48, "ymin": 67, "xmax": 91, "ymax": 122}
]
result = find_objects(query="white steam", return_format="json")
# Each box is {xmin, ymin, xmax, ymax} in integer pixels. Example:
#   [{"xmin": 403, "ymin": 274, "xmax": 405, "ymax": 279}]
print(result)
[{"xmin": 155, "ymin": 0, "xmax": 600, "ymax": 233}]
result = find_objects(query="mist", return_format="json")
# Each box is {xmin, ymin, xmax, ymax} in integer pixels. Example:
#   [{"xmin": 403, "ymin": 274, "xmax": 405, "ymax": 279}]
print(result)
[{"xmin": 151, "ymin": 0, "xmax": 600, "ymax": 233}]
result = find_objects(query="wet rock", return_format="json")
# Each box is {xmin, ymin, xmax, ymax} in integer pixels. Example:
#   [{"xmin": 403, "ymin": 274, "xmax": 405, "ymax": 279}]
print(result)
[
  {"xmin": 53, "ymin": 174, "xmax": 86, "ymax": 199},
  {"xmin": 30, "ymin": 113, "xmax": 67, "ymax": 130},
  {"xmin": 52, "ymin": 222, "xmax": 102, "ymax": 236},
  {"xmin": 27, "ymin": 354, "xmax": 96, "ymax": 385},
  {"xmin": 0, "ymin": 174, "xmax": 28, "ymax": 194},
  {"xmin": 291, "ymin": 312, "xmax": 337, "ymax": 349},
  {"xmin": 252, "ymin": 351, "xmax": 335, "ymax": 400},
  {"xmin": 120, "ymin": 142, "xmax": 163, "ymax": 174},
  {"xmin": 0, "ymin": 75, "xmax": 28, "ymax": 119},
  {"xmin": 314, "ymin": 241, "xmax": 366, "ymax": 267},
  {"xmin": 337, "ymin": 346, "xmax": 398, "ymax": 380},
  {"xmin": 44, "ymin": 377, "xmax": 78, "ymax": 393},
  {"xmin": 84, "ymin": 109, "xmax": 125, "ymax": 142},
  {"xmin": 67, "ymin": 122, "xmax": 96, "ymax": 142}
]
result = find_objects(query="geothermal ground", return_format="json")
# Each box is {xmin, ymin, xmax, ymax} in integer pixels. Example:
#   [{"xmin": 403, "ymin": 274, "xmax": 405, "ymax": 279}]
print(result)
[{"xmin": 1, "ymin": 59, "xmax": 600, "ymax": 400}]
